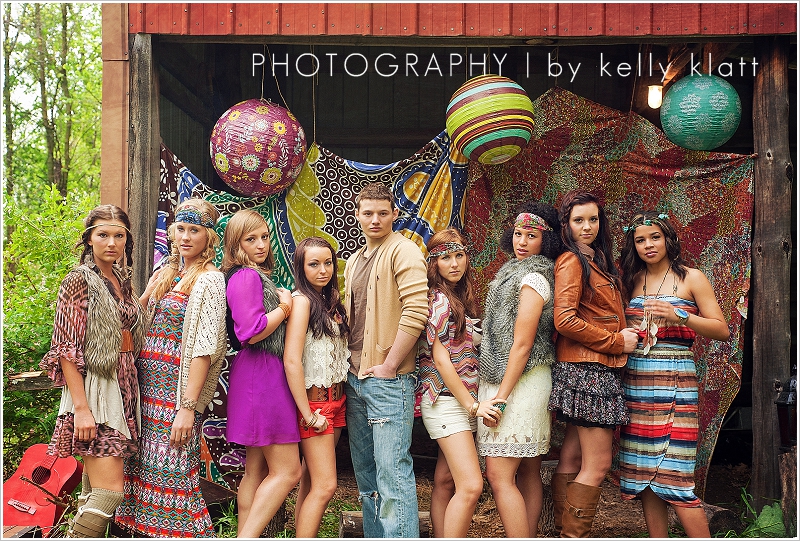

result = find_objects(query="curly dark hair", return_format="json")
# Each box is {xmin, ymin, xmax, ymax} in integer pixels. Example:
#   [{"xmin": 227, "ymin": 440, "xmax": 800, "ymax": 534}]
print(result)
[
  {"xmin": 619, "ymin": 211, "xmax": 688, "ymax": 301},
  {"xmin": 499, "ymin": 200, "xmax": 564, "ymax": 261},
  {"xmin": 558, "ymin": 190, "xmax": 620, "ymax": 296}
]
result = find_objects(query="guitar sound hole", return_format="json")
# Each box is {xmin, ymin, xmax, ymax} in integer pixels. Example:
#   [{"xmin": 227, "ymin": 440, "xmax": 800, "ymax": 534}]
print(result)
[{"xmin": 31, "ymin": 466, "xmax": 51, "ymax": 485}]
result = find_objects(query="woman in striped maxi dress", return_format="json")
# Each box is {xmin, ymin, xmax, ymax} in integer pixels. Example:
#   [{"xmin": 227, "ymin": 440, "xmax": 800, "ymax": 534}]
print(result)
[{"xmin": 618, "ymin": 211, "xmax": 729, "ymax": 538}]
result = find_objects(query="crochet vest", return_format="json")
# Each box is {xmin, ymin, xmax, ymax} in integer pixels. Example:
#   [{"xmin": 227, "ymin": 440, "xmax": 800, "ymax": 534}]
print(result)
[
  {"xmin": 479, "ymin": 254, "xmax": 556, "ymax": 385},
  {"xmin": 72, "ymin": 264, "xmax": 144, "ymax": 380},
  {"xmin": 234, "ymin": 267, "xmax": 286, "ymax": 357}
]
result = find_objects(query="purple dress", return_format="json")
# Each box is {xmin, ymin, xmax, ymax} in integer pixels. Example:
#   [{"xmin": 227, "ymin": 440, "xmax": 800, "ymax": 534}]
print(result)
[{"xmin": 225, "ymin": 267, "xmax": 300, "ymax": 447}]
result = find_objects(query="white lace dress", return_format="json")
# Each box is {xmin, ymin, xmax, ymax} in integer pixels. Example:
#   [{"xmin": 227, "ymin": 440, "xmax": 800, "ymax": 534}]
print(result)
[{"xmin": 476, "ymin": 272, "xmax": 552, "ymax": 458}]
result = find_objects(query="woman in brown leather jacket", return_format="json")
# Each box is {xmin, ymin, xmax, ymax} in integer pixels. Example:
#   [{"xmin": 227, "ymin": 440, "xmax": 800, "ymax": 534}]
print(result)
[{"xmin": 547, "ymin": 191, "xmax": 638, "ymax": 537}]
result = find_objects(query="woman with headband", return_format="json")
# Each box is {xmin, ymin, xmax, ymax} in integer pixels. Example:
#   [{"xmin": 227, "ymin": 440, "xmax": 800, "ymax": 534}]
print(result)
[
  {"xmin": 477, "ymin": 202, "xmax": 564, "ymax": 537},
  {"xmin": 618, "ymin": 211, "xmax": 728, "ymax": 538},
  {"xmin": 40, "ymin": 205, "xmax": 145, "ymax": 538},
  {"xmin": 416, "ymin": 228, "xmax": 504, "ymax": 537},
  {"xmin": 548, "ymin": 191, "xmax": 638, "ymax": 537},
  {"xmin": 117, "ymin": 198, "xmax": 227, "ymax": 537}
]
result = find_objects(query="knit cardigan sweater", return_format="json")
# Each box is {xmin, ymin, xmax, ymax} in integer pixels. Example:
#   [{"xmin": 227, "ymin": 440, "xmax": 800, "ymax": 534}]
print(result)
[
  {"xmin": 479, "ymin": 254, "xmax": 556, "ymax": 385},
  {"xmin": 52, "ymin": 263, "xmax": 145, "ymax": 438},
  {"xmin": 174, "ymin": 271, "xmax": 228, "ymax": 413}
]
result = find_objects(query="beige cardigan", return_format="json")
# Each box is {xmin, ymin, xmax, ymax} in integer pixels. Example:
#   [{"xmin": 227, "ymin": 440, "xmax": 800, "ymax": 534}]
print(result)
[
  {"xmin": 343, "ymin": 232, "xmax": 428, "ymax": 376},
  {"xmin": 176, "ymin": 271, "xmax": 228, "ymax": 413}
]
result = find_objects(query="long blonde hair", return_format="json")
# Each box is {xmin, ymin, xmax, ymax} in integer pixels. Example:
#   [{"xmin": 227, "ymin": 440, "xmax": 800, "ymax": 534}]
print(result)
[
  {"xmin": 151, "ymin": 198, "xmax": 220, "ymax": 302},
  {"xmin": 221, "ymin": 209, "xmax": 275, "ymax": 275}
]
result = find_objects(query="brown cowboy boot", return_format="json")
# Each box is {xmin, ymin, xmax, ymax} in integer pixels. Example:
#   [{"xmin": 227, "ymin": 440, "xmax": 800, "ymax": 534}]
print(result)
[
  {"xmin": 561, "ymin": 480, "xmax": 602, "ymax": 538},
  {"xmin": 552, "ymin": 472, "xmax": 578, "ymax": 536}
]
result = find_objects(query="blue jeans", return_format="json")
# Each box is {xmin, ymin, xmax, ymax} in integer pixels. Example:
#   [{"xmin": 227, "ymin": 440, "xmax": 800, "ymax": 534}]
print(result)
[{"xmin": 345, "ymin": 371, "xmax": 419, "ymax": 538}]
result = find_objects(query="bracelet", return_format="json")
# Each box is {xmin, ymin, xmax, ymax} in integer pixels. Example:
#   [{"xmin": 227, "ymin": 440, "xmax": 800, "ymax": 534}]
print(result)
[
  {"xmin": 180, "ymin": 397, "xmax": 198, "ymax": 411},
  {"xmin": 278, "ymin": 302, "xmax": 291, "ymax": 320},
  {"xmin": 469, "ymin": 401, "xmax": 479, "ymax": 418},
  {"xmin": 302, "ymin": 412, "xmax": 318, "ymax": 429}
]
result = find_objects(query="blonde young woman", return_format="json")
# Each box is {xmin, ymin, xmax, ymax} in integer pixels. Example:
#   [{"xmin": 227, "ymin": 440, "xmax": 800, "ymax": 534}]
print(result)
[
  {"xmin": 40, "ymin": 205, "xmax": 144, "ymax": 538},
  {"xmin": 283, "ymin": 236, "xmax": 350, "ymax": 537},
  {"xmin": 416, "ymin": 228, "xmax": 504, "ymax": 538},
  {"xmin": 117, "ymin": 198, "xmax": 228, "ymax": 538},
  {"xmin": 221, "ymin": 209, "xmax": 301, "ymax": 538}
]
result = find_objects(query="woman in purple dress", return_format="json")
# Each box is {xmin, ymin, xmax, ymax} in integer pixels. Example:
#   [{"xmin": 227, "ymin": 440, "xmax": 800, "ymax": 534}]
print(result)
[{"xmin": 221, "ymin": 209, "xmax": 301, "ymax": 537}]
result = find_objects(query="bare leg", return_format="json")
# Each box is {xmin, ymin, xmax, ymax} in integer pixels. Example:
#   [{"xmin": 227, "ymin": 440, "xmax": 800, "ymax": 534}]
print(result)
[
  {"xmin": 556, "ymin": 423, "xmax": 582, "ymax": 475},
  {"xmin": 429, "ymin": 447, "xmax": 455, "ymax": 537},
  {"xmin": 236, "ymin": 447, "xmax": 268, "ymax": 536},
  {"xmin": 238, "ymin": 443, "xmax": 302, "ymax": 538},
  {"xmin": 486, "ymin": 456, "xmax": 530, "ymax": 537},
  {"xmin": 82, "ymin": 455, "xmax": 124, "ymax": 492},
  {"xmin": 574, "ymin": 426, "xmax": 613, "ymax": 486},
  {"xmin": 673, "ymin": 503, "xmax": 711, "ymax": 537},
  {"xmin": 517, "ymin": 456, "xmax": 544, "ymax": 536},
  {"xmin": 294, "ymin": 430, "xmax": 340, "ymax": 538},
  {"xmin": 640, "ymin": 488, "xmax": 669, "ymax": 537},
  {"xmin": 435, "ymin": 431, "xmax": 483, "ymax": 537},
  {"xmin": 294, "ymin": 459, "xmax": 311, "ymax": 528}
]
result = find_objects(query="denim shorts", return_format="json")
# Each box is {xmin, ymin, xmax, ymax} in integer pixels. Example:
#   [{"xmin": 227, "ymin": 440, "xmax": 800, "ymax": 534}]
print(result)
[{"xmin": 420, "ymin": 394, "xmax": 477, "ymax": 439}]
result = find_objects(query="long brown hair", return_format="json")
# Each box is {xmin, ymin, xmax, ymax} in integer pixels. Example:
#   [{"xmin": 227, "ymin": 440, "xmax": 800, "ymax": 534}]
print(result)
[
  {"xmin": 77, "ymin": 204, "xmax": 135, "ymax": 300},
  {"xmin": 221, "ymin": 209, "xmax": 276, "ymax": 274},
  {"xmin": 151, "ymin": 198, "xmax": 220, "ymax": 302},
  {"xmin": 293, "ymin": 236, "xmax": 349, "ymax": 339},
  {"xmin": 425, "ymin": 228, "xmax": 480, "ymax": 341}
]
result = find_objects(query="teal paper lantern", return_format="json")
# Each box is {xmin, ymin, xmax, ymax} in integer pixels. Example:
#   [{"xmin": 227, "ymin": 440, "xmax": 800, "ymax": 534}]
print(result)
[{"xmin": 660, "ymin": 74, "xmax": 741, "ymax": 151}]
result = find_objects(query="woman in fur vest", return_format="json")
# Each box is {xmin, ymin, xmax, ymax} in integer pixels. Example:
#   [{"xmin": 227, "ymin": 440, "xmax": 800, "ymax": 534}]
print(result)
[
  {"xmin": 221, "ymin": 209, "xmax": 300, "ymax": 538},
  {"xmin": 477, "ymin": 200, "xmax": 564, "ymax": 537},
  {"xmin": 40, "ymin": 205, "xmax": 145, "ymax": 538},
  {"xmin": 117, "ymin": 198, "xmax": 228, "ymax": 537}
]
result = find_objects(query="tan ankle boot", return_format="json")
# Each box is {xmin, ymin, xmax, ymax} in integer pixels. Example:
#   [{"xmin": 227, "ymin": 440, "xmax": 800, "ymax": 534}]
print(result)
[
  {"xmin": 552, "ymin": 472, "xmax": 578, "ymax": 536},
  {"xmin": 561, "ymin": 481, "xmax": 602, "ymax": 538}
]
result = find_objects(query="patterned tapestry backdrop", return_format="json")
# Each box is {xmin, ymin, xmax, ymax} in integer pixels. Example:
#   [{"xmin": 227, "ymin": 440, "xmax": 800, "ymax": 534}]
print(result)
[
  {"xmin": 156, "ymin": 88, "xmax": 753, "ymax": 496},
  {"xmin": 463, "ymin": 87, "xmax": 754, "ymax": 497}
]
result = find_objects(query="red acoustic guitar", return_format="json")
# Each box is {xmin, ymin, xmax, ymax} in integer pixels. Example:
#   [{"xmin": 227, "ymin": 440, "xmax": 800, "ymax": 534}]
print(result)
[{"xmin": 3, "ymin": 444, "xmax": 83, "ymax": 531}]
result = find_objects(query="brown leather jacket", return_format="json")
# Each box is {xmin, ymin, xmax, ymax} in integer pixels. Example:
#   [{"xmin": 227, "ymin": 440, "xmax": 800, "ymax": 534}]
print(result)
[{"xmin": 553, "ymin": 251, "xmax": 628, "ymax": 368}]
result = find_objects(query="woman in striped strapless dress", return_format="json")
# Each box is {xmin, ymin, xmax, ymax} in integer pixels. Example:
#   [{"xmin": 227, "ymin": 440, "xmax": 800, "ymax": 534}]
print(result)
[{"xmin": 618, "ymin": 211, "xmax": 729, "ymax": 538}]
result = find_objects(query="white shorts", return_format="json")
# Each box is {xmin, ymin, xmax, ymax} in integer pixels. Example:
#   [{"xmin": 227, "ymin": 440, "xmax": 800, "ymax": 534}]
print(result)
[{"xmin": 420, "ymin": 393, "xmax": 477, "ymax": 439}]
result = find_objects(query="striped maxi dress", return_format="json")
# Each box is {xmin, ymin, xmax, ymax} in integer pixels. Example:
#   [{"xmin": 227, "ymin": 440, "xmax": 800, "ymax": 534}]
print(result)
[{"xmin": 618, "ymin": 295, "xmax": 704, "ymax": 507}]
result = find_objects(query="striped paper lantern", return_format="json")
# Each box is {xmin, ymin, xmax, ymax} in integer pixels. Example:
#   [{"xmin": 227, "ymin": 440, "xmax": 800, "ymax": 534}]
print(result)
[{"xmin": 446, "ymin": 75, "xmax": 535, "ymax": 165}]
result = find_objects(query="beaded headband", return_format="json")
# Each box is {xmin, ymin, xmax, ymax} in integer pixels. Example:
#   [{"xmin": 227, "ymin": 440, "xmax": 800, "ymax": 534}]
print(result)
[
  {"xmin": 514, "ymin": 213, "xmax": 553, "ymax": 232},
  {"xmin": 175, "ymin": 206, "xmax": 215, "ymax": 228},
  {"xmin": 86, "ymin": 222, "xmax": 131, "ymax": 234},
  {"xmin": 622, "ymin": 213, "xmax": 669, "ymax": 233},
  {"xmin": 427, "ymin": 242, "xmax": 465, "ymax": 261}
]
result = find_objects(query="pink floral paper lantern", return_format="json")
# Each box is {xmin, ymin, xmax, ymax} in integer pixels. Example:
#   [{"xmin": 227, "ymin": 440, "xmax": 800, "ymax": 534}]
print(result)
[{"xmin": 210, "ymin": 99, "xmax": 307, "ymax": 197}]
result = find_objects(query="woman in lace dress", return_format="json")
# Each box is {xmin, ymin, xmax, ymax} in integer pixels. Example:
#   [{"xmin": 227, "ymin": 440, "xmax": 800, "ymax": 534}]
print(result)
[
  {"xmin": 221, "ymin": 209, "xmax": 300, "ymax": 537},
  {"xmin": 41, "ymin": 205, "xmax": 144, "ymax": 538},
  {"xmin": 416, "ymin": 228, "xmax": 504, "ymax": 538},
  {"xmin": 618, "ymin": 211, "xmax": 729, "ymax": 538},
  {"xmin": 477, "ymin": 201, "xmax": 564, "ymax": 537},
  {"xmin": 283, "ymin": 236, "xmax": 350, "ymax": 537},
  {"xmin": 117, "ymin": 198, "xmax": 228, "ymax": 537}
]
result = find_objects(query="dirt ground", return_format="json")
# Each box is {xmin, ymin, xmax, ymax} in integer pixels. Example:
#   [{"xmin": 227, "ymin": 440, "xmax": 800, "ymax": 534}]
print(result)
[{"xmin": 315, "ymin": 429, "xmax": 752, "ymax": 538}]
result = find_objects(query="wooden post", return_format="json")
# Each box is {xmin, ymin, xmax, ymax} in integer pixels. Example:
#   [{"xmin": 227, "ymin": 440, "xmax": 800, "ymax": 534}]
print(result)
[
  {"xmin": 128, "ymin": 33, "xmax": 161, "ymax": 295},
  {"xmin": 751, "ymin": 36, "xmax": 793, "ymax": 511},
  {"xmin": 100, "ymin": 4, "xmax": 130, "ymax": 210}
]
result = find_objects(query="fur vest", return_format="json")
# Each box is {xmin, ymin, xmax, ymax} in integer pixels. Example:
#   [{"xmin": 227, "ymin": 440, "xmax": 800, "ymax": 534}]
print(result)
[
  {"xmin": 72, "ymin": 263, "xmax": 144, "ymax": 379},
  {"xmin": 479, "ymin": 254, "xmax": 556, "ymax": 385},
  {"xmin": 246, "ymin": 267, "xmax": 286, "ymax": 357}
]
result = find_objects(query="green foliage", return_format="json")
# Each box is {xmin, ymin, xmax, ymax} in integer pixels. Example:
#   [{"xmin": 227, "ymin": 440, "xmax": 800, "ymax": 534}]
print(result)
[
  {"xmin": 318, "ymin": 498, "xmax": 361, "ymax": 538},
  {"xmin": 214, "ymin": 500, "xmax": 238, "ymax": 538},
  {"xmin": 738, "ymin": 488, "xmax": 787, "ymax": 538},
  {"xmin": 2, "ymin": 187, "xmax": 98, "ymax": 477}
]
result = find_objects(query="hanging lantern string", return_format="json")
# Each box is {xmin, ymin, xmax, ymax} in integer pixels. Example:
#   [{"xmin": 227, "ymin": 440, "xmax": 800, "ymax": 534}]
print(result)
[
  {"xmin": 264, "ymin": 43, "xmax": 289, "ymax": 109},
  {"xmin": 260, "ymin": 44, "xmax": 266, "ymax": 100},
  {"xmin": 553, "ymin": 46, "xmax": 559, "ymax": 88},
  {"xmin": 311, "ymin": 44, "xmax": 317, "ymax": 144},
  {"xmin": 622, "ymin": 43, "xmax": 642, "ymax": 138}
]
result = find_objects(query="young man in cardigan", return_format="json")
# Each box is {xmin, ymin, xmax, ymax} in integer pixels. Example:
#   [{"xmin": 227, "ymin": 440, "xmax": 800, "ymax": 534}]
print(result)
[{"xmin": 343, "ymin": 182, "xmax": 429, "ymax": 538}]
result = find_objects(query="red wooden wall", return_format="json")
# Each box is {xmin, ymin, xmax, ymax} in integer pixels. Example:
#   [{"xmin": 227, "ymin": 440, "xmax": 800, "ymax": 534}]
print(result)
[{"xmin": 127, "ymin": 3, "xmax": 797, "ymax": 37}]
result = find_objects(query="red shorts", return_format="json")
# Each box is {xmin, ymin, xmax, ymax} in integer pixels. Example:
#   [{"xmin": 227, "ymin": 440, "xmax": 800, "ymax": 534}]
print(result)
[{"xmin": 297, "ymin": 393, "xmax": 346, "ymax": 439}]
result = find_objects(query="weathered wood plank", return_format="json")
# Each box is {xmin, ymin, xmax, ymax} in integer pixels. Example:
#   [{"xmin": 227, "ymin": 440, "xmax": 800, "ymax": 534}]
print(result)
[
  {"xmin": 5, "ymin": 370, "xmax": 55, "ymax": 392},
  {"xmin": 751, "ymin": 35, "xmax": 792, "ymax": 511},
  {"xmin": 339, "ymin": 511, "xmax": 431, "ymax": 538}
]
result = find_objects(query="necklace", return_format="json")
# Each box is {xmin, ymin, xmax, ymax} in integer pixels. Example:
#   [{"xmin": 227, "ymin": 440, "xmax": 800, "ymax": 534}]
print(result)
[{"xmin": 640, "ymin": 265, "xmax": 671, "ymax": 355}]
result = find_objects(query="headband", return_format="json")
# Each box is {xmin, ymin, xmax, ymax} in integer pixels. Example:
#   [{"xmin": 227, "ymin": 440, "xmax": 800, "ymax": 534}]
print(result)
[
  {"xmin": 622, "ymin": 213, "xmax": 669, "ymax": 233},
  {"xmin": 175, "ymin": 206, "xmax": 215, "ymax": 228},
  {"xmin": 86, "ymin": 223, "xmax": 131, "ymax": 234},
  {"xmin": 427, "ymin": 242, "xmax": 466, "ymax": 261},
  {"xmin": 514, "ymin": 213, "xmax": 553, "ymax": 232}
]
